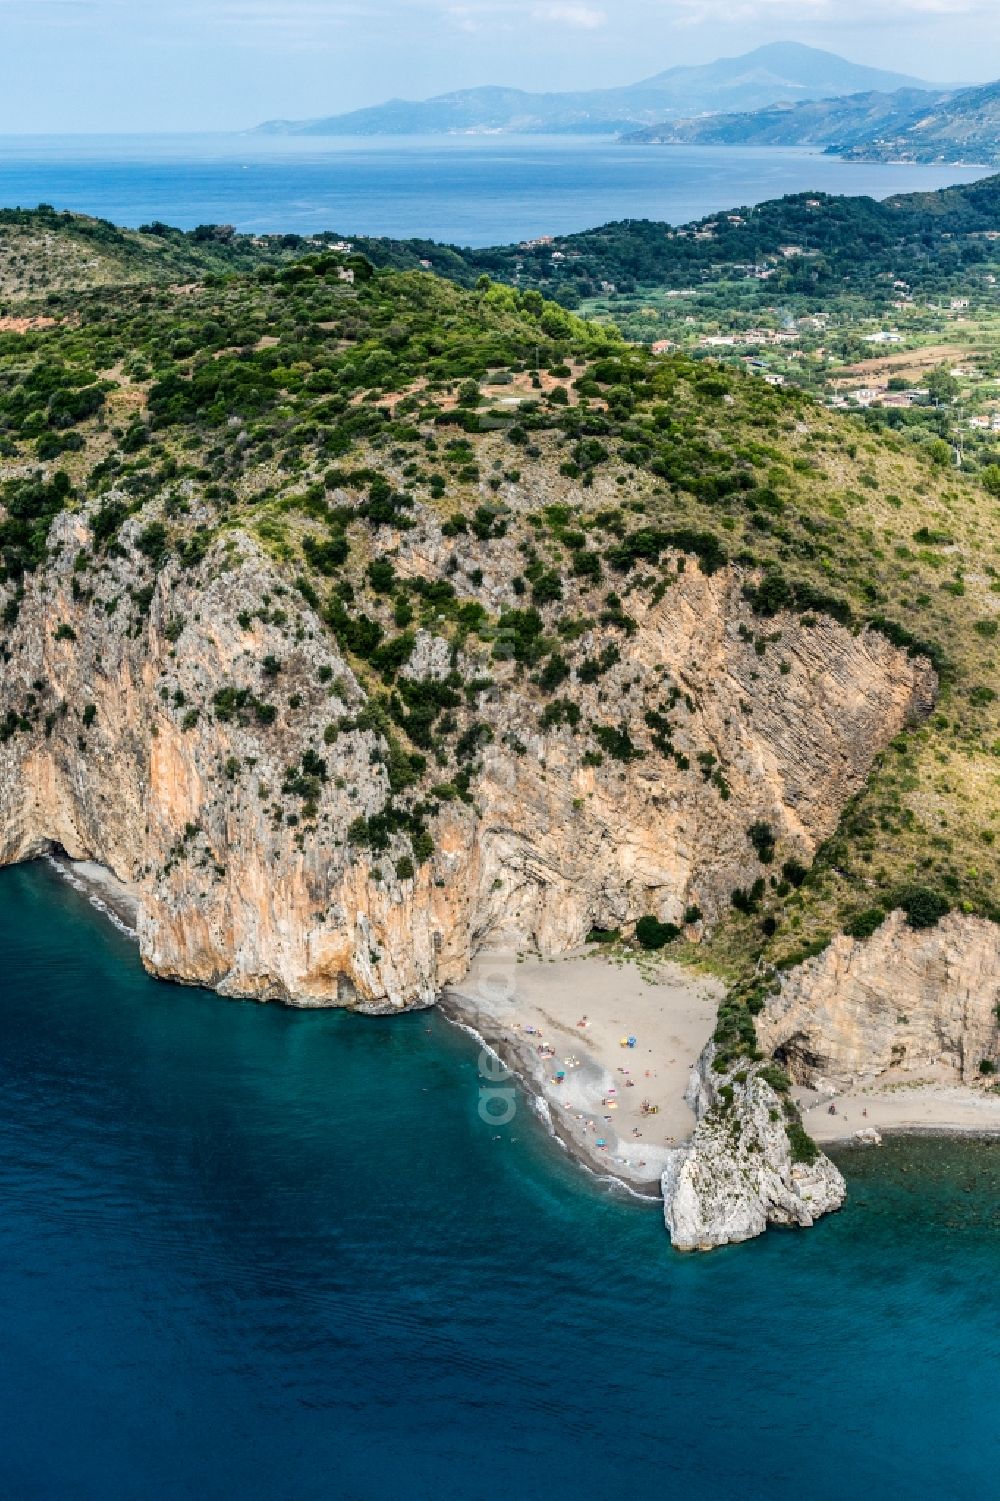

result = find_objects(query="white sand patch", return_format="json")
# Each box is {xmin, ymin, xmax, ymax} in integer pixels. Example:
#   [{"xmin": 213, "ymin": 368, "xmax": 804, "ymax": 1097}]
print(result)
[
  {"xmin": 45, "ymin": 855, "xmax": 140, "ymax": 936},
  {"xmin": 799, "ymin": 1068, "xmax": 1000, "ymax": 1144},
  {"xmin": 444, "ymin": 948, "xmax": 723, "ymax": 1191}
]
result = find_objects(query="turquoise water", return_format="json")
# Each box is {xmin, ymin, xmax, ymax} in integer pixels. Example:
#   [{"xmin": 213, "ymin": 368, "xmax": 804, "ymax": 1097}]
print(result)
[
  {"xmin": 0, "ymin": 134, "xmax": 990, "ymax": 245},
  {"xmin": 1, "ymin": 859, "xmax": 997, "ymax": 1500}
]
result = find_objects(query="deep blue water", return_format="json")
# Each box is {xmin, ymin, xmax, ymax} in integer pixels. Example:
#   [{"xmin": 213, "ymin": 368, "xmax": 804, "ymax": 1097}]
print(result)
[
  {"xmin": 1, "ymin": 860, "xmax": 998, "ymax": 1500},
  {"xmin": 0, "ymin": 134, "xmax": 991, "ymax": 246}
]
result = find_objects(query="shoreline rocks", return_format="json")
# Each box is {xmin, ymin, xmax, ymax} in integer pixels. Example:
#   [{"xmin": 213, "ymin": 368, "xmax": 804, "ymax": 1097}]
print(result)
[{"xmin": 661, "ymin": 1048, "xmax": 847, "ymax": 1250}]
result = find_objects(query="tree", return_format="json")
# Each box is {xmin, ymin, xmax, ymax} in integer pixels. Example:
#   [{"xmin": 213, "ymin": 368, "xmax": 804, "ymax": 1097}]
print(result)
[
  {"xmin": 926, "ymin": 365, "xmax": 959, "ymax": 405},
  {"xmin": 982, "ymin": 465, "xmax": 1000, "ymax": 497}
]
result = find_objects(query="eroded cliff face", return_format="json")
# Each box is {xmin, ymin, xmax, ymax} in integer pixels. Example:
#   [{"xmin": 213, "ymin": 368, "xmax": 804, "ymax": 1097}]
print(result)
[
  {"xmin": 0, "ymin": 501, "xmax": 935, "ymax": 1012},
  {"xmin": 758, "ymin": 912, "xmax": 1000, "ymax": 1090},
  {"xmin": 0, "ymin": 510, "xmax": 475, "ymax": 1011}
]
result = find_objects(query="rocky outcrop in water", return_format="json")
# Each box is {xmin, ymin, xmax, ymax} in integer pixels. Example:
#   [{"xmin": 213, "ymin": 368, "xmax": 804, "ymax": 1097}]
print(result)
[
  {"xmin": 661, "ymin": 1050, "xmax": 847, "ymax": 1250},
  {"xmin": 758, "ymin": 911, "xmax": 1000, "ymax": 1090}
]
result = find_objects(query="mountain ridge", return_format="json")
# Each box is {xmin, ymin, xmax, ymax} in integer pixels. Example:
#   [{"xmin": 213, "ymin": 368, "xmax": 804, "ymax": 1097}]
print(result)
[
  {"xmin": 254, "ymin": 42, "xmax": 934, "ymax": 137},
  {"xmin": 623, "ymin": 86, "xmax": 952, "ymax": 149},
  {"xmin": 840, "ymin": 76, "xmax": 1000, "ymax": 164},
  {"xmin": 625, "ymin": 75, "xmax": 1000, "ymax": 165}
]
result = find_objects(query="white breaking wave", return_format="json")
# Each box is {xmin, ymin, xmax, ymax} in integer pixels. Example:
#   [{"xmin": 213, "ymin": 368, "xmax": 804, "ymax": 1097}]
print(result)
[
  {"xmin": 438, "ymin": 1001, "xmax": 660, "ymax": 1203},
  {"xmin": 43, "ymin": 854, "xmax": 139, "ymax": 943}
]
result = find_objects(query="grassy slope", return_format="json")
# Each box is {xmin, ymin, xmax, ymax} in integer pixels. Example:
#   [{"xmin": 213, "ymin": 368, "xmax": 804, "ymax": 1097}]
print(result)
[
  {"xmin": 2, "ymin": 217, "xmax": 999, "ymax": 1015},
  {"xmin": 0, "ymin": 206, "xmax": 303, "ymax": 301}
]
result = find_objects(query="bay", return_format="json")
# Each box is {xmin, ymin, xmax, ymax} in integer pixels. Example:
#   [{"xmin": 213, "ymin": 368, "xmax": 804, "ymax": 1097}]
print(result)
[
  {"xmin": 0, "ymin": 859, "xmax": 997, "ymax": 1500},
  {"xmin": 0, "ymin": 133, "xmax": 991, "ymax": 246}
]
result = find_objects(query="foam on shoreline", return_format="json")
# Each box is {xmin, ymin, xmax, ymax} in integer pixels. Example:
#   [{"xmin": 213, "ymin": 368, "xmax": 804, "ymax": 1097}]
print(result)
[
  {"xmin": 44, "ymin": 854, "xmax": 140, "ymax": 941},
  {"xmin": 442, "ymin": 949, "xmax": 724, "ymax": 1195}
]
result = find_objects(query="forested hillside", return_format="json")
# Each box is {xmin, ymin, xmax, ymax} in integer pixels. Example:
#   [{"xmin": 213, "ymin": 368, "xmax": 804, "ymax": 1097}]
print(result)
[
  {"xmin": 347, "ymin": 175, "xmax": 1000, "ymax": 309},
  {"xmin": 3, "ymin": 221, "xmax": 1000, "ymax": 992}
]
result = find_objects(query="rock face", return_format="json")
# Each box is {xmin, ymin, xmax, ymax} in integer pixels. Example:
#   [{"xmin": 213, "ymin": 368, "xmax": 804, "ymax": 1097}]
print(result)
[
  {"xmin": 662, "ymin": 1052, "xmax": 847, "ymax": 1251},
  {"xmin": 0, "ymin": 500, "xmax": 935, "ymax": 1012},
  {"xmin": 0, "ymin": 512, "xmax": 473, "ymax": 1012},
  {"xmin": 758, "ymin": 912, "xmax": 1000, "ymax": 1090}
]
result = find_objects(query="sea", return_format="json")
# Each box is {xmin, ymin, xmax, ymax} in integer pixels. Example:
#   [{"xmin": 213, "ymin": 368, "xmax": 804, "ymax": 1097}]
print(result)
[
  {"xmin": 0, "ymin": 133, "xmax": 992, "ymax": 246},
  {"xmin": 1, "ymin": 859, "xmax": 998, "ymax": 1500},
  {"xmin": 2, "ymin": 134, "xmax": 999, "ymax": 1497}
]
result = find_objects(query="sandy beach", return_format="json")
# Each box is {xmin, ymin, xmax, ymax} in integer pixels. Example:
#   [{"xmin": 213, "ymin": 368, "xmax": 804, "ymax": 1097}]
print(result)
[
  {"xmin": 798, "ymin": 1068, "xmax": 1000, "ymax": 1145},
  {"xmin": 42, "ymin": 857, "xmax": 1000, "ymax": 1161},
  {"xmin": 442, "ymin": 949, "xmax": 724, "ymax": 1192},
  {"xmin": 47, "ymin": 855, "xmax": 141, "ymax": 936}
]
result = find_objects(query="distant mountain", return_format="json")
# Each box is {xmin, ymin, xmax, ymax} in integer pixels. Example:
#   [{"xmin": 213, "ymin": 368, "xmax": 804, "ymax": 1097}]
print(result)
[
  {"xmin": 623, "ymin": 87, "xmax": 951, "ymax": 149},
  {"xmin": 625, "ymin": 75, "xmax": 1000, "ymax": 165},
  {"xmin": 255, "ymin": 43, "xmax": 932, "ymax": 137},
  {"xmin": 839, "ymin": 78, "xmax": 1000, "ymax": 165}
]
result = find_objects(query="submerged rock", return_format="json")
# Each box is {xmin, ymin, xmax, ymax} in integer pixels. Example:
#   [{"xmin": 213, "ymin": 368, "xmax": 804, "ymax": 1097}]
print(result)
[{"xmin": 661, "ymin": 1050, "xmax": 846, "ymax": 1251}]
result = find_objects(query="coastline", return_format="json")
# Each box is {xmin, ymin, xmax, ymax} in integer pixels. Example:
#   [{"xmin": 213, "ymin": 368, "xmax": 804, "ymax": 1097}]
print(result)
[
  {"xmin": 798, "ymin": 1077, "xmax": 1000, "ymax": 1145},
  {"xmin": 441, "ymin": 949, "xmax": 724, "ymax": 1195},
  {"xmin": 44, "ymin": 853, "xmax": 140, "ymax": 939},
  {"xmin": 34, "ymin": 857, "xmax": 1000, "ymax": 1163},
  {"xmin": 437, "ymin": 995, "xmax": 662, "ymax": 1200}
]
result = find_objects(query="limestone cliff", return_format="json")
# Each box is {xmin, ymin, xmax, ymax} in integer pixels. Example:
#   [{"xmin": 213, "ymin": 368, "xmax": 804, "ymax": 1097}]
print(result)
[
  {"xmin": 758, "ymin": 912, "xmax": 1000, "ymax": 1090},
  {"xmin": 0, "ymin": 497, "xmax": 935, "ymax": 1014}
]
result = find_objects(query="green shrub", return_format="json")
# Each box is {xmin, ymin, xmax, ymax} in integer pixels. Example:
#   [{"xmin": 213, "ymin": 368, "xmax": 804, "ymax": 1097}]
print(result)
[
  {"xmin": 540, "ymin": 698, "xmax": 581, "ymax": 732},
  {"xmin": 896, "ymin": 886, "xmax": 950, "ymax": 930},
  {"xmin": 757, "ymin": 1063, "xmax": 791, "ymax": 1094},
  {"xmin": 845, "ymin": 907, "xmax": 887, "ymax": 941},
  {"xmin": 368, "ymin": 558, "xmax": 396, "ymax": 594},
  {"xmin": 732, "ymin": 879, "xmax": 766, "ymax": 915},
  {"xmin": 538, "ymin": 652, "xmax": 570, "ymax": 692},
  {"xmin": 137, "ymin": 522, "xmax": 169, "ymax": 567},
  {"xmin": 786, "ymin": 1122, "xmax": 819, "ymax": 1165},
  {"xmin": 635, "ymin": 915, "xmax": 681, "ymax": 950},
  {"xmin": 594, "ymin": 724, "xmax": 641, "ymax": 762},
  {"xmin": 747, "ymin": 821, "xmax": 776, "ymax": 864},
  {"xmin": 412, "ymin": 830, "xmax": 435, "ymax": 864}
]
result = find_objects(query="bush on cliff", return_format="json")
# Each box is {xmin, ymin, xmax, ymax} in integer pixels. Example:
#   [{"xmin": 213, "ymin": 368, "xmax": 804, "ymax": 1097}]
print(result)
[
  {"xmin": 895, "ymin": 886, "xmax": 951, "ymax": 931},
  {"xmin": 786, "ymin": 1121, "xmax": 819, "ymax": 1166},
  {"xmin": 844, "ymin": 907, "xmax": 888, "ymax": 941},
  {"xmin": 635, "ymin": 915, "xmax": 681, "ymax": 950}
]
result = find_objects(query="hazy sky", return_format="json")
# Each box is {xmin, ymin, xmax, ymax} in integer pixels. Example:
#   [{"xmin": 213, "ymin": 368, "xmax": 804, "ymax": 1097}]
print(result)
[{"xmin": 1, "ymin": 0, "xmax": 997, "ymax": 133}]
